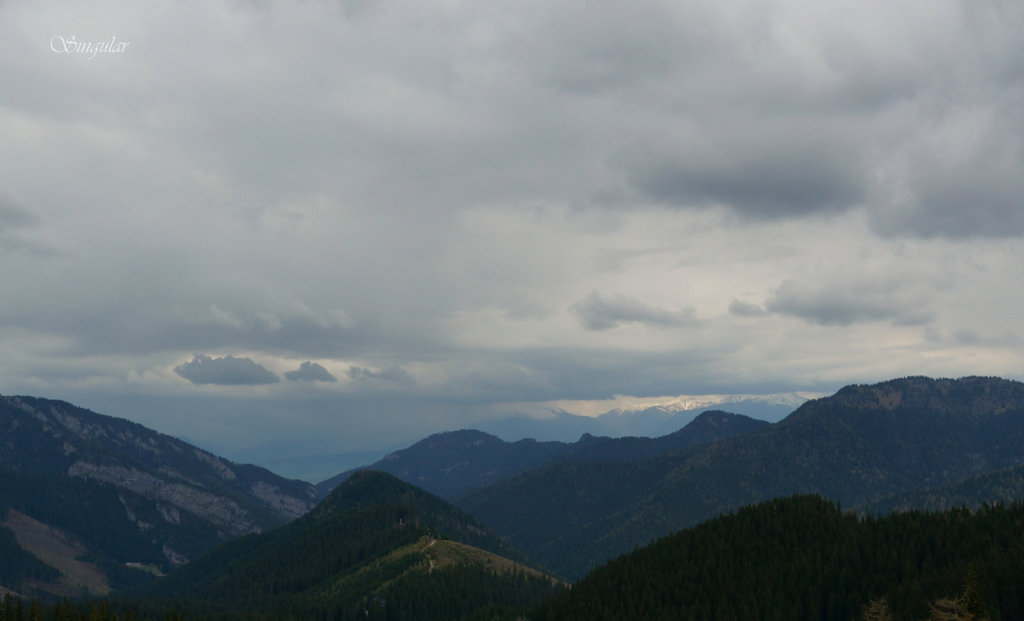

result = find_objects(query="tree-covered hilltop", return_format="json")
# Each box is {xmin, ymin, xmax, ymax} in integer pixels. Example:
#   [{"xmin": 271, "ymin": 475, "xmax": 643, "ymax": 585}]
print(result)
[
  {"xmin": 534, "ymin": 495, "xmax": 1024, "ymax": 621},
  {"xmin": 130, "ymin": 470, "xmax": 561, "ymax": 620}
]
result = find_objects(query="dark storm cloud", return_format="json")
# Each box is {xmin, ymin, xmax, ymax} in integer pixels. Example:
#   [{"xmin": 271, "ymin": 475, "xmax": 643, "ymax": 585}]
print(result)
[
  {"xmin": 592, "ymin": 1, "xmax": 1024, "ymax": 237},
  {"xmin": 347, "ymin": 365, "xmax": 415, "ymax": 386},
  {"xmin": 621, "ymin": 132, "xmax": 865, "ymax": 219},
  {"xmin": 870, "ymin": 105, "xmax": 1024, "ymax": 238},
  {"xmin": 174, "ymin": 354, "xmax": 279, "ymax": 385},
  {"xmin": 764, "ymin": 278, "xmax": 935, "ymax": 327},
  {"xmin": 285, "ymin": 361, "xmax": 337, "ymax": 382},
  {"xmin": 571, "ymin": 291, "xmax": 699, "ymax": 331}
]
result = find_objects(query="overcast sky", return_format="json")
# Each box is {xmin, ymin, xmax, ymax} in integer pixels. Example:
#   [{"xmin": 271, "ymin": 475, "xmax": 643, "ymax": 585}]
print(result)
[{"xmin": 2, "ymin": 0, "xmax": 1022, "ymax": 475}]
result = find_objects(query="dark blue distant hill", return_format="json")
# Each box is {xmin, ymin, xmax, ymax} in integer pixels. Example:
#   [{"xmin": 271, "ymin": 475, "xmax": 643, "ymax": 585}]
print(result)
[{"xmin": 316, "ymin": 410, "xmax": 769, "ymax": 500}]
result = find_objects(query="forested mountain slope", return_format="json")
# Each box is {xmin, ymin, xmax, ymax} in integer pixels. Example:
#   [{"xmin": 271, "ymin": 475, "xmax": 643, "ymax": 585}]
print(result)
[
  {"xmin": 860, "ymin": 461, "xmax": 1024, "ymax": 515},
  {"xmin": 460, "ymin": 376, "xmax": 1024, "ymax": 578},
  {"xmin": 534, "ymin": 495, "xmax": 1024, "ymax": 621}
]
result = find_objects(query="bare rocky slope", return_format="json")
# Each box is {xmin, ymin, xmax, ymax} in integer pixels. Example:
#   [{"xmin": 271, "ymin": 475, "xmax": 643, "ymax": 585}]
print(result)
[{"xmin": 0, "ymin": 394, "xmax": 317, "ymax": 596}]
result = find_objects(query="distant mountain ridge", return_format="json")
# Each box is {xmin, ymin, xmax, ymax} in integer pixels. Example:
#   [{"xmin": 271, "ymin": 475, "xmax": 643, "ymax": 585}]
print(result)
[
  {"xmin": 317, "ymin": 410, "xmax": 770, "ymax": 500},
  {"xmin": 0, "ymin": 394, "xmax": 317, "ymax": 597},
  {"xmin": 459, "ymin": 376, "xmax": 1024, "ymax": 578},
  {"xmin": 476, "ymin": 392, "xmax": 810, "ymax": 442}
]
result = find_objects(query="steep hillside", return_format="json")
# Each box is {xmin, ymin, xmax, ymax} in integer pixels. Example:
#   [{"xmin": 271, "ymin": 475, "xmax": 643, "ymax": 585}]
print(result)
[
  {"xmin": 317, "ymin": 410, "xmax": 768, "ymax": 499},
  {"xmin": 142, "ymin": 470, "xmax": 561, "ymax": 620},
  {"xmin": 534, "ymin": 495, "xmax": 1024, "ymax": 621},
  {"xmin": 460, "ymin": 376, "xmax": 1024, "ymax": 578},
  {"xmin": 0, "ymin": 394, "xmax": 317, "ymax": 596}
]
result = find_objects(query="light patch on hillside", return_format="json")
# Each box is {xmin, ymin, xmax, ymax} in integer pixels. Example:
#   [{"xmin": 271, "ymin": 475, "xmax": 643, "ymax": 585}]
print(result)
[
  {"xmin": 421, "ymin": 537, "xmax": 562, "ymax": 584},
  {"xmin": 312, "ymin": 534, "xmax": 561, "ymax": 603},
  {"xmin": 2, "ymin": 509, "xmax": 109, "ymax": 597}
]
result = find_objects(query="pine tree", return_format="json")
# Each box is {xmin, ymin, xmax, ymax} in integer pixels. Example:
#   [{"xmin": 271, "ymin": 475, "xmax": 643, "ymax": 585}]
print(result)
[
  {"xmin": 859, "ymin": 597, "xmax": 894, "ymax": 621},
  {"xmin": 928, "ymin": 597, "xmax": 985, "ymax": 621}
]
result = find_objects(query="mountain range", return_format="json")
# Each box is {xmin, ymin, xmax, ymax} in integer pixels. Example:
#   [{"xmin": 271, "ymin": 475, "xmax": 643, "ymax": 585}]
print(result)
[
  {"xmin": 457, "ymin": 376, "xmax": 1024, "ymax": 577},
  {"xmin": 474, "ymin": 392, "xmax": 811, "ymax": 443},
  {"xmin": 316, "ymin": 409, "xmax": 770, "ymax": 500},
  {"xmin": 5, "ymin": 375, "xmax": 1024, "ymax": 616}
]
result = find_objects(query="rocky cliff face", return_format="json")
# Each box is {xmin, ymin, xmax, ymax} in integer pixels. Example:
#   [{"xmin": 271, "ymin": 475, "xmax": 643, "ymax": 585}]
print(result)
[{"xmin": 0, "ymin": 394, "xmax": 317, "ymax": 574}]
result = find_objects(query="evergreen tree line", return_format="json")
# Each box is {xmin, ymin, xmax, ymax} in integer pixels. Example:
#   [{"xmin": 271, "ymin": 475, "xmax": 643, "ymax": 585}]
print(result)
[
  {"xmin": 534, "ymin": 495, "xmax": 1024, "ymax": 620},
  {"xmin": 0, "ymin": 594, "xmax": 174, "ymax": 621}
]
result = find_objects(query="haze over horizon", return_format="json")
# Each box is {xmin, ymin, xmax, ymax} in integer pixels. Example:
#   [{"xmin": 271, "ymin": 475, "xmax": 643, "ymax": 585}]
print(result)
[{"xmin": 2, "ymin": 0, "xmax": 1022, "ymax": 476}]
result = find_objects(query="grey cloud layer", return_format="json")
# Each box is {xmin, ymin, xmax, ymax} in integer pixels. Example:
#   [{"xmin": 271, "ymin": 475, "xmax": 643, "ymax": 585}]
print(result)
[
  {"xmin": 572, "ymin": 292, "xmax": 699, "ymax": 331},
  {"xmin": 763, "ymin": 277, "xmax": 936, "ymax": 327},
  {"xmin": 1, "ymin": 0, "xmax": 1023, "ymax": 462},
  {"xmin": 14, "ymin": 1, "xmax": 1018, "ymax": 235},
  {"xmin": 174, "ymin": 354, "xmax": 279, "ymax": 385}
]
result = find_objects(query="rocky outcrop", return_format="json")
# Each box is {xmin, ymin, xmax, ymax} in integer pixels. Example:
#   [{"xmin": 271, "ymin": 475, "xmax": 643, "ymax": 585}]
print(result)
[
  {"xmin": 67, "ymin": 461, "xmax": 262, "ymax": 536},
  {"xmin": 0, "ymin": 393, "xmax": 319, "ymax": 579}
]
